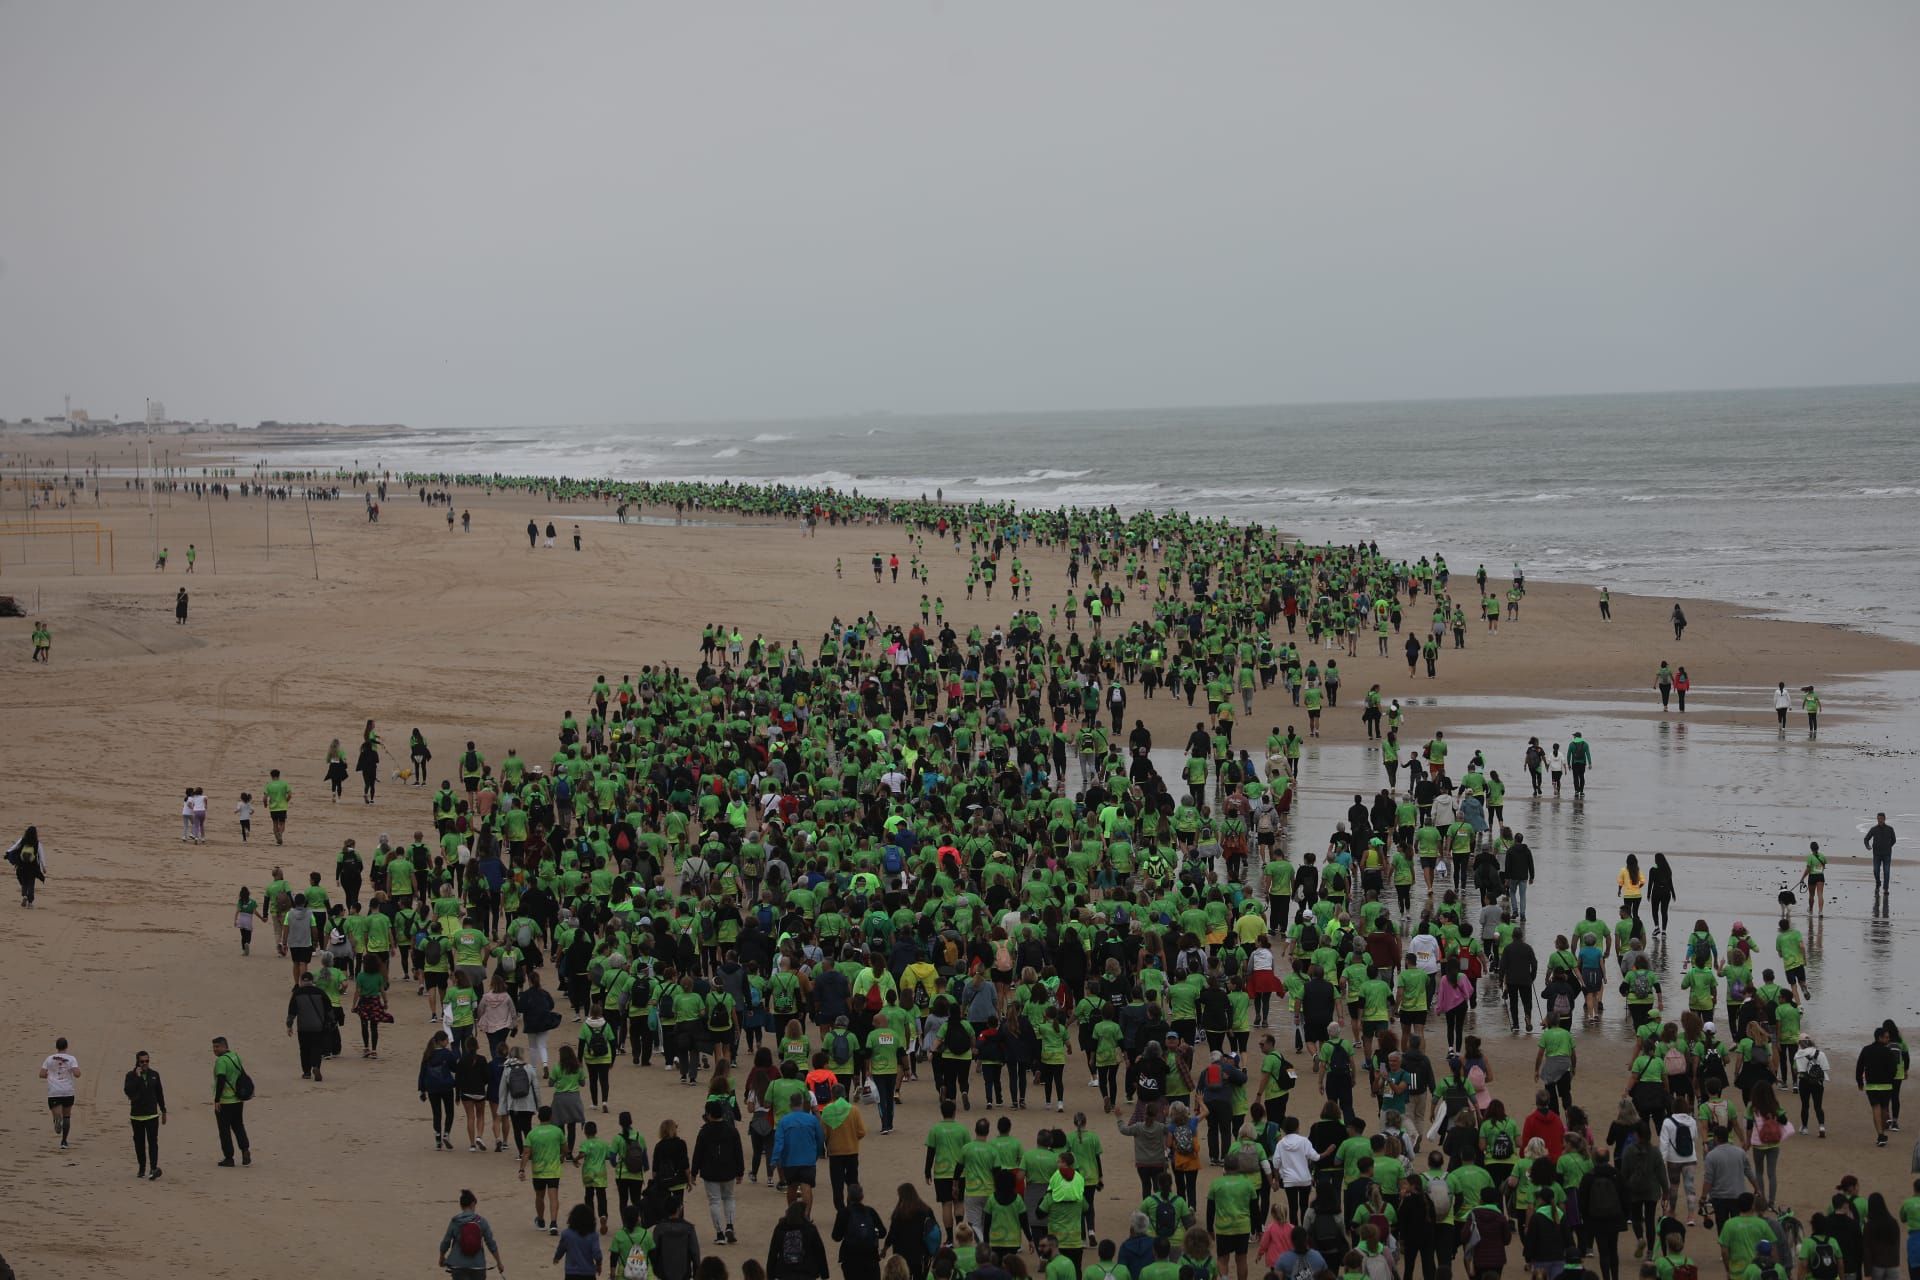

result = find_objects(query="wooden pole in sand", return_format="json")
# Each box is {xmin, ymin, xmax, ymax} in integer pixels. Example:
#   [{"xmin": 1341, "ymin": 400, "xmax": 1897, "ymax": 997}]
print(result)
[
  {"xmin": 265, "ymin": 477, "xmax": 271, "ymax": 564},
  {"xmin": 206, "ymin": 489, "xmax": 218, "ymax": 574},
  {"xmin": 303, "ymin": 487, "xmax": 319, "ymax": 581}
]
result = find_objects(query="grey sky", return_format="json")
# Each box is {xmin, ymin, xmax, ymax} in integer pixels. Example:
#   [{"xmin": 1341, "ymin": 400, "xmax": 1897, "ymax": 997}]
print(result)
[{"xmin": 2, "ymin": 2, "xmax": 1916, "ymax": 429}]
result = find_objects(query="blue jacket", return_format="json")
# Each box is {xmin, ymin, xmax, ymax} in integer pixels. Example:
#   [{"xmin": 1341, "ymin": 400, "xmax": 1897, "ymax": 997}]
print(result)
[{"xmin": 770, "ymin": 1109, "xmax": 827, "ymax": 1169}]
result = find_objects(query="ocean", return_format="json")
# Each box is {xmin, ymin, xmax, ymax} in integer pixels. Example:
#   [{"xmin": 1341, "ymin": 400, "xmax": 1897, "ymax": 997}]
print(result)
[{"xmin": 274, "ymin": 382, "xmax": 1920, "ymax": 640}]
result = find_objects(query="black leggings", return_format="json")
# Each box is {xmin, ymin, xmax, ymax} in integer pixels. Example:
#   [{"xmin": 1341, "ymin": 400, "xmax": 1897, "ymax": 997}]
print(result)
[
  {"xmin": 511, "ymin": 1110, "xmax": 533, "ymax": 1152},
  {"xmin": 359, "ymin": 1016, "xmax": 381, "ymax": 1051},
  {"xmin": 588, "ymin": 1062, "xmax": 612, "ymax": 1106},
  {"xmin": 1650, "ymin": 897, "xmax": 1671, "ymax": 933},
  {"xmin": 1800, "ymin": 1081, "xmax": 1826, "ymax": 1128},
  {"xmin": 1445, "ymin": 1006, "xmax": 1468, "ymax": 1052},
  {"xmin": 1097, "ymin": 1065, "xmax": 1119, "ymax": 1108},
  {"xmin": 429, "ymin": 1090, "xmax": 455, "ymax": 1135},
  {"xmin": 1593, "ymin": 1223, "xmax": 1622, "ymax": 1280},
  {"xmin": 1039, "ymin": 1063, "xmax": 1065, "ymax": 1104},
  {"xmin": 1627, "ymin": 1200, "xmax": 1659, "ymax": 1249}
]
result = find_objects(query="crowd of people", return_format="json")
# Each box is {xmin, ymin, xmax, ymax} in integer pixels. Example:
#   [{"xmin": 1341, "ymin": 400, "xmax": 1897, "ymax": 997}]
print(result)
[{"xmin": 19, "ymin": 481, "xmax": 1908, "ymax": 1280}]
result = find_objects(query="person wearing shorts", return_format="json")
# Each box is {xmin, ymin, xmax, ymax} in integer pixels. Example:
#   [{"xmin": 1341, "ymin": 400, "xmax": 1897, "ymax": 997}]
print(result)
[
  {"xmin": 520, "ymin": 1104, "xmax": 567, "ymax": 1233},
  {"xmin": 41, "ymin": 1038, "xmax": 80, "ymax": 1150}
]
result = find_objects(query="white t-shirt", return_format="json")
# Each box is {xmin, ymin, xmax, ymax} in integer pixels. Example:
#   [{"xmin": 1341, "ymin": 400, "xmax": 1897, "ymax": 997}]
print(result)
[{"xmin": 42, "ymin": 1053, "xmax": 79, "ymax": 1097}]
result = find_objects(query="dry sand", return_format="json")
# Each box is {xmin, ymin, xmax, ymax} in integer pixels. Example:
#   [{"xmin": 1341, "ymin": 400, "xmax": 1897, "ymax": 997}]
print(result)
[{"xmin": 2, "ymin": 445, "xmax": 1916, "ymax": 1279}]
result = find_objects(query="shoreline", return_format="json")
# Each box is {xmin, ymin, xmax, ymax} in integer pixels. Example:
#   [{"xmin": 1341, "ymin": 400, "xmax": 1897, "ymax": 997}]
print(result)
[{"xmin": 9, "ymin": 424, "xmax": 1920, "ymax": 660}]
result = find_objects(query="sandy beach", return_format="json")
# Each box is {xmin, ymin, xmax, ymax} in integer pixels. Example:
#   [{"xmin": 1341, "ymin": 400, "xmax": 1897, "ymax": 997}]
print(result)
[{"xmin": 3, "ymin": 440, "xmax": 1918, "ymax": 1280}]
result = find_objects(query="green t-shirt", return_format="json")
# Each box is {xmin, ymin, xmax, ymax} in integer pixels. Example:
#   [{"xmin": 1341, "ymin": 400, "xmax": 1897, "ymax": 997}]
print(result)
[
  {"xmin": 927, "ymin": 1120, "xmax": 969, "ymax": 1178},
  {"xmin": 1208, "ymin": 1172, "xmax": 1257, "ymax": 1234},
  {"xmin": 866, "ymin": 1027, "xmax": 901, "ymax": 1075},
  {"xmin": 961, "ymin": 1139, "xmax": 998, "ymax": 1197},
  {"xmin": 263, "ymin": 779, "xmax": 292, "ymax": 812},
  {"xmin": 525, "ymin": 1122, "xmax": 567, "ymax": 1179},
  {"xmin": 1538, "ymin": 1026, "xmax": 1575, "ymax": 1059},
  {"xmin": 1718, "ymin": 1216, "xmax": 1777, "ymax": 1271},
  {"xmin": 578, "ymin": 1136, "xmax": 614, "ymax": 1187}
]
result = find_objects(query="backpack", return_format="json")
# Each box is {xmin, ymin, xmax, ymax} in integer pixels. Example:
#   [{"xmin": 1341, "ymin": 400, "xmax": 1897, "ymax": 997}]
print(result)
[
  {"xmin": 812, "ymin": 1076, "xmax": 836, "ymax": 1106},
  {"xmin": 994, "ymin": 943, "xmax": 1013, "ymax": 971},
  {"xmin": 922, "ymin": 1214, "xmax": 943, "ymax": 1257},
  {"xmin": 1152, "ymin": 1195, "xmax": 1179, "ymax": 1240},
  {"xmin": 424, "ymin": 936, "xmax": 446, "ymax": 966},
  {"xmin": 507, "ymin": 1063, "xmax": 533, "ymax": 1100},
  {"xmin": 1808, "ymin": 1240, "xmax": 1840, "ymax": 1280},
  {"xmin": 1585, "ymin": 1169, "xmax": 1624, "ymax": 1221},
  {"xmin": 587, "ymin": 1024, "xmax": 613, "ymax": 1057},
  {"xmin": 1425, "ymin": 1174, "xmax": 1453, "ymax": 1218},
  {"xmin": 1308, "ymin": 1209, "xmax": 1346, "ymax": 1256},
  {"xmin": 779, "ymin": 1225, "xmax": 807, "ymax": 1268},
  {"xmin": 516, "ymin": 921, "xmax": 535, "ymax": 947},
  {"xmin": 1630, "ymin": 971, "xmax": 1655, "ymax": 1000},
  {"xmin": 1664, "ymin": 1047, "xmax": 1687, "ymax": 1076},
  {"xmin": 1489, "ymin": 1128, "xmax": 1515, "ymax": 1161},
  {"xmin": 623, "ymin": 1134, "xmax": 649, "ymax": 1175},
  {"xmin": 624, "ymin": 1244, "xmax": 652, "ymax": 1280},
  {"xmin": 1203, "ymin": 1064, "xmax": 1224, "ymax": 1090},
  {"xmin": 499, "ymin": 950, "xmax": 519, "ymax": 974},
  {"xmin": 1171, "ymin": 1122, "xmax": 1196, "ymax": 1156},
  {"xmin": 1803, "ymin": 1058, "xmax": 1826, "ymax": 1087},
  {"xmin": 883, "ymin": 848, "xmax": 904, "ymax": 875},
  {"xmin": 1669, "ymin": 1119, "xmax": 1694, "ymax": 1159},
  {"xmin": 846, "ymin": 1207, "xmax": 882, "ymax": 1252},
  {"xmin": 831, "ymin": 1031, "xmax": 854, "ymax": 1064},
  {"xmin": 1756, "ymin": 1114, "xmax": 1784, "ymax": 1145},
  {"xmin": 1699, "ymin": 1046, "xmax": 1727, "ymax": 1087},
  {"xmin": 1668, "ymin": 1266, "xmax": 1697, "ymax": 1280},
  {"xmin": 458, "ymin": 1217, "xmax": 485, "ymax": 1257}
]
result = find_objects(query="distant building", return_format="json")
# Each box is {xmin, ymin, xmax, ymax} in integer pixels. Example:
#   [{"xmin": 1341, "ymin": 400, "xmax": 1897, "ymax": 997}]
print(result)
[{"xmin": 145, "ymin": 400, "xmax": 166, "ymax": 426}]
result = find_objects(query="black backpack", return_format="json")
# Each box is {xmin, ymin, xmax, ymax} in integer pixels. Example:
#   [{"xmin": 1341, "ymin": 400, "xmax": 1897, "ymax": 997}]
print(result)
[
  {"xmin": 1808, "ymin": 1240, "xmax": 1840, "ymax": 1280},
  {"xmin": 1152, "ymin": 1195, "xmax": 1178, "ymax": 1240}
]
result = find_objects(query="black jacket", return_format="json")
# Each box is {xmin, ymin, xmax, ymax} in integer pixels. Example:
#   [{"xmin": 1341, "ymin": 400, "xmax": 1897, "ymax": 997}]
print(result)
[
  {"xmin": 691, "ymin": 1118, "xmax": 746, "ymax": 1182},
  {"xmin": 1504, "ymin": 841, "xmax": 1535, "ymax": 883},
  {"xmin": 287, "ymin": 984, "xmax": 333, "ymax": 1033},
  {"xmin": 124, "ymin": 1067, "xmax": 168, "ymax": 1117}
]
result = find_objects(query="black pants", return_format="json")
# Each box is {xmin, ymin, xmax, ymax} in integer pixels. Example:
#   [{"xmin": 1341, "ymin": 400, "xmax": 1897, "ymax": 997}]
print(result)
[
  {"xmin": 1650, "ymin": 896, "xmax": 1671, "ymax": 933},
  {"xmin": 1571, "ymin": 764, "xmax": 1587, "ymax": 794},
  {"xmin": 1800, "ymin": 1081, "xmax": 1826, "ymax": 1128},
  {"xmin": 1507, "ymin": 985, "xmax": 1533, "ymax": 1028},
  {"xmin": 429, "ymin": 1089, "xmax": 455, "ymax": 1135},
  {"xmin": 1445, "ymin": 1005, "xmax": 1468, "ymax": 1052},
  {"xmin": 1593, "ymin": 1222, "xmax": 1622, "ymax": 1280},
  {"xmin": 1205, "ymin": 1100, "xmax": 1234, "ymax": 1160},
  {"xmin": 588, "ymin": 1061, "xmax": 612, "ymax": 1105},
  {"xmin": 298, "ymin": 1027, "xmax": 327, "ymax": 1074},
  {"xmin": 132, "ymin": 1116, "xmax": 160, "ymax": 1171},
  {"xmin": 216, "ymin": 1102, "xmax": 250, "ymax": 1158},
  {"xmin": 830, "ymin": 1153, "xmax": 860, "ymax": 1212}
]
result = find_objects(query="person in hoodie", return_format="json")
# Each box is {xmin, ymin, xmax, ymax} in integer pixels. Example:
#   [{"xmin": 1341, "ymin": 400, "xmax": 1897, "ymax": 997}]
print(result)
[
  {"xmin": 822, "ymin": 1084, "xmax": 870, "ymax": 1213},
  {"xmin": 690, "ymin": 1099, "xmax": 746, "ymax": 1245},
  {"xmin": 651, "ymin": 1195, "xmax": 703, "ymax": 1280},
  {"xmin": 496, "ymin": 1042, "xmax": 542, "ymax": 1154}
]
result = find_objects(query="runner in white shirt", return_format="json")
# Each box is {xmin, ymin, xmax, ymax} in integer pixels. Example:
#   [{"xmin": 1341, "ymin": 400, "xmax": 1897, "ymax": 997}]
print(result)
[{"xmin": 39, "ymin": 1037, "xmax": 81, "ymax": 1150}]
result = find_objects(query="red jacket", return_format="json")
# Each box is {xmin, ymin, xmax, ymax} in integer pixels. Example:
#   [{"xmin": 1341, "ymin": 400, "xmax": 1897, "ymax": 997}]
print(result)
[{"xmin": 1520, "ymin": 1107, "xmax": 1566, "ymax": 1160}]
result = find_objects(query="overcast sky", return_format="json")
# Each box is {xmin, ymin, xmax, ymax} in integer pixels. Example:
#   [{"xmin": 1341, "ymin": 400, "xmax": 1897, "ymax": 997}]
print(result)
[{"xmin": 2, "ymin": 3, "xmax": 1916, "ymax": 429}]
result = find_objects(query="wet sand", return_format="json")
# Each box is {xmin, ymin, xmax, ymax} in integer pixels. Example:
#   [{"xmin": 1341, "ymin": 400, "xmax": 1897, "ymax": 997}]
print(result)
[{"xmin": 2, "ymin": 456, "xmax": 1918, "ymax": 1278}]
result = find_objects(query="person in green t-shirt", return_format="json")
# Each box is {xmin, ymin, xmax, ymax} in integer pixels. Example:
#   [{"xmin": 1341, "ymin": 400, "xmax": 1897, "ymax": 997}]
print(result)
[
  {"xmin": 577, "ymin": 1120, "xmax": 614, "ymax": 1235},
  {"xmin": 925, "ymin": 1099, "xmax": 970, "ymax": 1234},
  {"xmin": 263, "ymin": 770, "xmax": 292, "ymax": 844},
  {"xmin": 519, "ymin": 1105, "xmax": 567, "ymax": 1231},
  {"xmin": 1207, "ymin": 1166, "xmax": 1258, "ymax": 1279}
]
